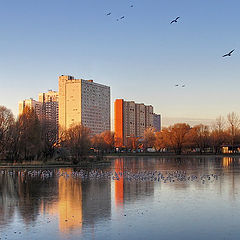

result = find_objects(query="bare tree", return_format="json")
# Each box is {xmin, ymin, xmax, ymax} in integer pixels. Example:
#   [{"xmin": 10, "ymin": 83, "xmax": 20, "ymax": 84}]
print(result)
[
  {"xmin": 0, "ymin": 106, "xmax": 15, "ymax": 159},
  {"xmin": 214, "ymin": 116, "xmax": 226, "ymax": 132},
  {"xmin": 16, "ymin": 106, "xmax": 42, "ymax": 160},
  {"xmin": 63, "ymin": 124, "xmax": 91, "ymax": 163},
  {"xmin": 126, "ymin": 135, "xmax": 141, "ymax": 151},
  {"xmin": 162, "ymin": 123, "xmax": 191, "ymax": 155},
  {"xmin": 210, "ymin": 116, "xmax": 227, "ymax": 154},
  {"xmin": 101, "ymin": 131, "xmax": 115, "ymax": 153},
  {"xmin": 154, "ymin": 131, "xmax": 165, "ymax": 151},
  {"xmin": 190, "ymin": 124, "xmax": 210, "ymax": 154},
  {"xmin": 143, "ymin": 128, "xmax": 156, "ymax": 150},
  {"xmin": 41, "ymin": 120, "xmax": 57, "ymax": 160},
  {"xmin": 227, "ymin": 112, "xmax": 240, "ymax": 149}
]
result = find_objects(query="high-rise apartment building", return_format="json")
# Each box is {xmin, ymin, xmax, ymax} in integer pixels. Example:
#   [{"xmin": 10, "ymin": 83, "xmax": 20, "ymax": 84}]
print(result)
[
  {"xmin": 19, "ymin": 90, "xmax": 59, "ymax": 143},
  {"xmin": 153, "ymin": 113, "xmax": 161, "ymax": 132},
  {"xmin": 18, "ymin": 98, "xmax": 43, "ymax": 121},
  {"xmin": 114, "ymin": 99, "xmax": 158, "ymax": 147},
  {"xmin": 38, "ymin": 90, "xmax": 59, "ymax": 142},
  {"xmin": 58, "ymin": 75, "xmax": 110, "ymax": 135}
]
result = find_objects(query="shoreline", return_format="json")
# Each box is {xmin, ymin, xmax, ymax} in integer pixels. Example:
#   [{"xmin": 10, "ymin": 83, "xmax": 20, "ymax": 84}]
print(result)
[
  {"xmin": 0, "ymin": 160, "xmax": 112, "ymax": 169},
  {"xmin": 106, "ymin": 153, "xmax": 240, "ymax": 158},
  {"xmin": 0, "ymin": 153, "xmax": 239, "ymax": 168}
]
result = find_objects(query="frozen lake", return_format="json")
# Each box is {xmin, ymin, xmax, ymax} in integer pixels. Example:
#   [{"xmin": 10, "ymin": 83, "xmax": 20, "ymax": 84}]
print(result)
[{"xmin": 1, "ymin": 156, "xmax": 240, "ymax": 240}]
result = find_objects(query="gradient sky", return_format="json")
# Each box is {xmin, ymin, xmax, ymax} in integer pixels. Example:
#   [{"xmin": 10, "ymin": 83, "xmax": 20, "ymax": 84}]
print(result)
[{"xmin": 1, "ymin": 0, "xmax": 240, "ymax": 126}]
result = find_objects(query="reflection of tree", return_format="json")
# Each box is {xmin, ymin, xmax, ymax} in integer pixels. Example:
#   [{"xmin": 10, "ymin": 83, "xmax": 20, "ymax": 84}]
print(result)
[
  {"xmin": 0, "ymin": 174, "xmax": 18, "ymax": 226},
  {"xmin": 17, "ymin": 173, "xmax": 58, "ymax": 225},
  {"xmin": 0, "ymin": 170, "xmax": 58, "ymax": 227}
]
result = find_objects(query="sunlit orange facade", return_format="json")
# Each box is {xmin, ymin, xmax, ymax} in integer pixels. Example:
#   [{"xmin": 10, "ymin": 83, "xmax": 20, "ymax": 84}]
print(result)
[{"xmin": 114, "ymin": 99, "xmax": 124, "ymax": 147}]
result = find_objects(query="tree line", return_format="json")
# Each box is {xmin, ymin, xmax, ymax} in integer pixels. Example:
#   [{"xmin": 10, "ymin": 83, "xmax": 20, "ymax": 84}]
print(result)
[
  {"xmin": 1, "ymin": 104, "xmax": 240, "ymax": 162},
  {"xmin": 0, "ymin": 105, "xmax": 114, "ymax": 162},
  {"xmin": 143, "ymin": 113, "xmax": 240, "ymax": 154}
]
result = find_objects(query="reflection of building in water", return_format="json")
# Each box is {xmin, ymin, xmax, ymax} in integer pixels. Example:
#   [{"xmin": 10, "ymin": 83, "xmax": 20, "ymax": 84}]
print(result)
[
  {"xmin": 114, "ymin": 159, "xmax": 154, "ymax": 207},
  {"xmin": 58, "ymin": 169, "xmax": 82, "ymax": 233},
  {"xmin": 222, "ymin": 157, "xmax": 233, "ymax": 168},
  {"xmin": 82, "ymin": 179, "xmax": 111, "ymax": 226},
  {"xmin": 40, "ymin": 169, "xmax": 83, "ymax": 233},
  {"xmin": 115, "ymin": 159, "xmax": 124, "ymax": 207},
  {"xmin": 40, "ymin": 168, "xmax": 111, "ymax": 233}
]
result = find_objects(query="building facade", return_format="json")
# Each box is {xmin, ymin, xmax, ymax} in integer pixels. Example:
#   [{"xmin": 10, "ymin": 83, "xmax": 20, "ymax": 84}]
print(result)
[
  {"xmin": 18, "ymin": 98, "xmax": 43, "ymax": 121},
  {"xmin": 38, "ymin": 90, "xmax": 59, "ymax": 143},
  {"xmin": 153, "ymin": 113, "xmax": 161, "ymax": 132},
  {"xmin": 58, "ymin": 75, "xmax": 110, "ymax": 135},
  {"xmin": 114, "ymin": 99, "xmax": 157, "ymax": 147}
]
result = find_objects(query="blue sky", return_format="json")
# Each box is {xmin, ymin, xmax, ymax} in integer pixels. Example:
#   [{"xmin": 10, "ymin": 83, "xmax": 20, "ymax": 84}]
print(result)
[{"xmin": 0, "ymin": 0, "xmax": 240, "ymax": 125}]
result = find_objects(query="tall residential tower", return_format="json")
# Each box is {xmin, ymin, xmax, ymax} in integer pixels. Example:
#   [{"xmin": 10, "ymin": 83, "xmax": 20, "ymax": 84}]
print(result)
[{"xmin": 58, "ymin": 75, "xmax": 110, "ymax": 135}]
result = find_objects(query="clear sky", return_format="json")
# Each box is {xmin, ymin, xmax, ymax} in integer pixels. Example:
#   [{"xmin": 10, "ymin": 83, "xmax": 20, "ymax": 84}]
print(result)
[{"xmin": 0, "ymin": 0, "xmax": 240, "ymax": 126}]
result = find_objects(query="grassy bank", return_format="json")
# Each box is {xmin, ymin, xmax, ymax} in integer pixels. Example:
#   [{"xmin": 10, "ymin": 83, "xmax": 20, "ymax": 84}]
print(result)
[
  {"xmin": 1, "ymin": 152, "xmax": 240, "ymax": 168},
  {"xmin": 0, "ymin": 158, "xmax": 112, "ymax": 169}
]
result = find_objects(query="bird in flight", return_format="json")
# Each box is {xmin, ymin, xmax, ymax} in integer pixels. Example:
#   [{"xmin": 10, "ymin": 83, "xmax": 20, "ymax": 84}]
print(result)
[
  {"xmin": 175, "ymin": 84, "xmax": 179, "ymax": 87},
  {"xmin": 106, "ymin": 13, "xmax": 111, "ymax": 16},
  {"xmin": 120, "ymin": 16, "xmax": 125, "ymax": 19},
  {"xmin": 170, "ymin": 17, "xmax": 180, "ymax": 24},
  {"xmin": 130, "ymin": 5, "xmax": 133, "ymax": 7},
  {"xmin": 222, "ymin": 49, "xmax": 235, "ymax": 57},
  {"xmin": 182, "ymin": 85, "xmax": 185, "ymax": 87}
]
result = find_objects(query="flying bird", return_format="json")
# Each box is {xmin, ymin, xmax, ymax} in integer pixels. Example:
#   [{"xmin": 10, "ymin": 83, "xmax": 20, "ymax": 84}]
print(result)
[
  {"xmin": 170, "ymin": 17, "xmax": 180, "ymax": 24},
  {"xmin": 106, "ymin": 13, "xmax": 111, "ymax": 16},
  {"xmin": 130, "ymin": 5, "xmax": 133, "ymax": 7},
  {"xmin": 222, "ymin": 49, "xmax": 235, "ymax": 57},
  {"xmin": 175, "ymin": 84, "xmax": 179, "ymax": 87},
  {"xmin": 182, "ymin": 85, "xmax": 185, "ymax": 87},
  {"xmin": 120, "ymin": 16, "xmax": 125, "ymax": 19}
]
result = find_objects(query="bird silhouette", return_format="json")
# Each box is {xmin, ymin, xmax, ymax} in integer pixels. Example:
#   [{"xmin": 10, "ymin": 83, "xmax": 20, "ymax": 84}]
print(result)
[
  {"xmin": 222, "ymin": 49, "xmax": 235, "ymax": 57},
  {"xmin": 170, "ymin": 17, "xmax": 180, "ymax": 24},
  {"xmin": 130, "ymin": 5, "xmax": 133, "ymax": 7},
  {"xmin": 182, "ymin": 85, "xmax": 185, "ymax": 87},
  {"xmin": 175, "ymin": 84, "xmax": 179, "ymax": 87},
  {"xmin": 120, "ymin": 16, "xmax": 125, "ymax": 19},
  {"xmin": 106, "ymin": 13, "xmax": 111, "ymax": 16}
]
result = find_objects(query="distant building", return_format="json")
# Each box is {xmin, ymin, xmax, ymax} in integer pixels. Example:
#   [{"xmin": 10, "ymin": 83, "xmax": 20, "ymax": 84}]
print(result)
[
  {"xmin": 58, "ymin": 75, "xmax": 110, "ymax": 135},
  {"xmin": 114, "ymin": 99, "xmax": 157, "ymax": 147},
  {"xmin": 19, "ymin": 90, "xmax": 59, "ymax": 143},
  {"xmin": 153, "ymin": 113, "xmax": 161, "ymax": 132},
  {"xmin": 38, "ymin": 90, "xmax": 59, "ymax": 143},
  {"xmin": 18, "ymin": 98, "xmax": 43, "ymax": 121}
]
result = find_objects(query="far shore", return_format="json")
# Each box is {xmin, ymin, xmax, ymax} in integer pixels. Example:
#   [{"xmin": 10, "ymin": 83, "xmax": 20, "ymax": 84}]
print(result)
[{"xmin": 0, "ymin": 153, "xmax": 240, "ymax": 168}]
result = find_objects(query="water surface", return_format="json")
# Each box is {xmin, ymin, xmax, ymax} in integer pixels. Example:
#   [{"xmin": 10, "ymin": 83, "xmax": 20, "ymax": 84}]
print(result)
[{"xmin": 0, "ymin": 156, "xmax": 240, "ymax": 240}]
